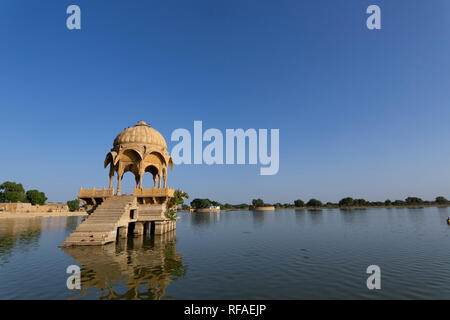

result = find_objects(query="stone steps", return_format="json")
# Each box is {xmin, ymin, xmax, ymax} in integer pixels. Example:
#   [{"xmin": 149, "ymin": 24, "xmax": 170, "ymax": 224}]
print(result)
[
  {"xmin": 90, "ymin": 212, "xmax": 130, "ymax": 217},
  {"xmin": 62, "ymin": 196, "xmax": 137, "ymax": 246},
  {"xmin": 62, "ymin": 195, "xmax": 176, "ymax": 246},
  {"xmin": 85, "ymin": 218, "xmax": 124, "ymax": 222}
]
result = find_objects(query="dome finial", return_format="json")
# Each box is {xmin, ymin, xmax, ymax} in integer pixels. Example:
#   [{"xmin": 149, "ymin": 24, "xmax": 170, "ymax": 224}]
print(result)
[{"xmin": 136, "ymin": 120, "xmax": 150, "ymax": 127}]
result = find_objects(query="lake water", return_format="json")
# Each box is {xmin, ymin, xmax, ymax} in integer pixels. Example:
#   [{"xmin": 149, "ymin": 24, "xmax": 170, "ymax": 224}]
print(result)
[{"xmin": 1, "ymin": 207, "xmax": 450, "ymax": 299}]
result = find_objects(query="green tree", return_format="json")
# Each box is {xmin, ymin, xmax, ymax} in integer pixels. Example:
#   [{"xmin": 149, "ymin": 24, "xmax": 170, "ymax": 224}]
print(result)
[
  {"xmin": 294, "ymin": 199, "xmax": 305, "ymax": 207},
  {"xmin": 211, "ymin": 201, "xmax": 221, "ymax": 207},
  {"xmin": 435, "ymin": 196, "xmax": 448, "ymax": 204},
  {"xmin": 190, "ymin": 198, "xmax": 212, "ymax": 209},
  {"xmin": 339, "ymin": 197, "xmax": 354, "ymax": 207},
  {"xmin": 0, "ymin": 181, "xmax": 27, "ymax": 203},
  {"xmin": 166, "ymin": 189, "xmax": 189, "ymax": 210},
  {"xmin": 405, "ymin": 197, "xmax": 423, "ymax": 204},
  {"xmin": 252, "ymin": 199, "xmax": 265, "ymax": 207},
  {"xmin": 67, "ymin": 199, "xmax": 80, "ymax": 212},
  {"xmin": 166, "ymin": 208, "xmax": 177, "ymax": 221},
  {"xmin": 306, "ymin": 198, "xmax": 323, "ymax": 207},
  {"xmin": 354, "ymin": 199, "xmax": 369, "ymax": 206},
  {"xmin": 173, "ymin": 189, "xmax": 189, "ymax": 205},
  {"xmin": 25, "ymin": 190, "xmax": 47, "ymax": 205},
  {"xmin": 384, "ymin": 199, "xmax": 392, "ymax": 206},
  {"xmin": 393, "ymin": 200, "xmax": 405, "ymax": 206}
]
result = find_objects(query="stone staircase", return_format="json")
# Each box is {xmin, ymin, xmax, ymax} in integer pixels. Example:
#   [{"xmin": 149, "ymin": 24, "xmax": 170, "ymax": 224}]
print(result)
[{"xmin": 62, "ymin": 195, "xmax": 137, "ymax": 246}]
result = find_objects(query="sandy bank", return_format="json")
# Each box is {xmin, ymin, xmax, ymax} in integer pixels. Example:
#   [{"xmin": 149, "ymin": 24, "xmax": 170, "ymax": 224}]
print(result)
[
  {"xmin": 196, "ymin": 208, "xmax": 220, "ymax": 213},
  {"xmin": 254, "ymin": 206, "xmax": 276, "ymax": 211},
  {"xmin": 0, "ymin": 211, "xmax": 88, "ymax": 219}
]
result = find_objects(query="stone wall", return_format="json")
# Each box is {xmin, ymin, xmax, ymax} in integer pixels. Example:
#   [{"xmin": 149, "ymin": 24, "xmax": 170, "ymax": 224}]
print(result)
[
  {"xmin": 138, "ymin": 203, "xmax": 166, "ymax": 221},
  {"xmin": 0, "ymin": 202, "xmax": 69, "ymax": 213}
]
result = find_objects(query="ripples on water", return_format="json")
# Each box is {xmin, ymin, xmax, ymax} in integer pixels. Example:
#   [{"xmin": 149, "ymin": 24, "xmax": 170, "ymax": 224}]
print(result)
[{"xmin": 0, "ymin": 207, "xmax": 450, "ymax": 299}]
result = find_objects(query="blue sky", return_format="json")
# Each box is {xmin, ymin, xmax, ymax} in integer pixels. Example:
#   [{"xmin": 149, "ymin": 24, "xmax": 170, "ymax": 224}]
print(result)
[{"xmin": 1, "ymin": 1, "xmax": 450, "ymax": 204}]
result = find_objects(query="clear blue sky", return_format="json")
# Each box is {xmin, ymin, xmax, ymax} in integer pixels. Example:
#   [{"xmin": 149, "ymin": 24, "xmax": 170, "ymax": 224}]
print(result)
[{"xmin": 1, "ymin": 1, "xmax": 450, "ymax": 204}]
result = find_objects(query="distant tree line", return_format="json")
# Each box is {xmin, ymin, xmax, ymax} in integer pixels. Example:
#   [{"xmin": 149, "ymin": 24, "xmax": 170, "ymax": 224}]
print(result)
[
  {"xmin": 188, "ymin": 198, "xmax": 250, "ymax": 210},
  {"xmin": 186, "ymin": 195, "xmax": 450, "ymax": 211},
  {"xmin": 0, "ymin": 181, "xmax": 47, "ymax": 205},
  {"xmin": 289, "ymin": 196, "xmax": 450, "ymax": 208},
  {"xmin": 0, "ymin": 180, "xmax": 87, "ymax": 212},
  {"xmin": 251, "ymin": 199, "xmax": 274, "ymax": 208},
  {"xmin": 190, "ymin": 198, "xmax": 223, "ymax": 209}
]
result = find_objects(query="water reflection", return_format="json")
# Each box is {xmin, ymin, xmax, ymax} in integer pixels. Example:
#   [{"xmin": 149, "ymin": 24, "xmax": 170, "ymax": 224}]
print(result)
[
  {"xmin": 294, "ymin": 210, "xmax": 306, "ymax": 229},
  {"xmin": 339, "ymin": 208, "xmax": 368, "ymax": 224},
  {"xmin": 437, "ymin": 206, "xmax": 450, "ymax": 213},
  {"xmin": 62, "ymin": 231, "xmax": 187, "ymax": 300},
  {"xmin": 190, "ymin": 212, "xmax": 221, "ymax": 227},
  {"xmin": 65, "ymin": 216, "xmax": 81, "ymax": 232},
  {"xmin": 2, "ymin": 207, "xmax": 450, "ymax": 299},
  {"xmin": 252, "ymin": 211, "xmax": 265, "ymax": 227},
  {"xmin": 307, "ymin": 209, "xmax": 324, "ymax": 225},
  {"xmin": 0, "ymin": 218, "xmax": 42, "ymax": 265},
  {"xmin": 437, "ymin": 206, "xmax": 450, "ymax": 221}
]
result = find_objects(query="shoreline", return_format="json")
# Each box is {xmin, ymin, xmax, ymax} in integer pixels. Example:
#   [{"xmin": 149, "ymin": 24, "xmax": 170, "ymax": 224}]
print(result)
[
  {"xmin": 195, "ymin": 208, "xmax": 220, "ymax": 213},
  {"xmin": 0, "ymin": 211, "xmax": 88, "ymax": 219},
  {"xmin": 3, "ymin": 203, "xmax": 448, "ymax": 219},
  {"xmin": 291, "ymin": 204, "xmax": 450, "ymax": 210},
  {"xmin": 181, "ymin": 203, "xmax": 450, "ymax": 213},
  {"xmin": 254, "ymin": 206, "xmax": 276, "ymax": 211}
]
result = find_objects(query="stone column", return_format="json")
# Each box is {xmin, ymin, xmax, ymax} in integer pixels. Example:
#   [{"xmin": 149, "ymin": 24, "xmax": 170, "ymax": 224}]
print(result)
[
  {"xmin": 116, "ymin": 237, "xmax": 127, "ymax": 251},
  {"xmin": 109, "ymin": 165, "xmax": 114, "ymax": 189},
  {"xmin": 117, "ymin": 164, "xmax": 123, "ymax": 196},
  {"xmin": 133, "ymin": 222, "xmax": 144, "ymax": 236},
  {"xmin": 117, "ymin": 175, "xmax": 122, "ymax": 195},
  {"xmin": 117, "ymin": 226, "xmax": 128, "ymax": 238},
  {"xmin": 154, "ymin": 221, "xmax": 164, "ymax": 235}
]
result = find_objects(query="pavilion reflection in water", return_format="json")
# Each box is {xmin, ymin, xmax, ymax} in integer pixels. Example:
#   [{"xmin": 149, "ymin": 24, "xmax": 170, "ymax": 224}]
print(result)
[{"xmin": 61, "ymin": 231, "xmax": 186, "ymax": 300}]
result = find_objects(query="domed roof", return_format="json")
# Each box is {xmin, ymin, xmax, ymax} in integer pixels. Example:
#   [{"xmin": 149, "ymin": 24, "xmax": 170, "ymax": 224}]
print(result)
[{"xmin": 113, "ymin": 121, "xmax": 167, "ymax": 149}]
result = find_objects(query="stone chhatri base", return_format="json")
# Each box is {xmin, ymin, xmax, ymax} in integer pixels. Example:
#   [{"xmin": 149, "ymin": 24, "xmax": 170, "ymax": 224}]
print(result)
[{"xmin": 62, "ymin": 194, "xmax": 177, "ymax": 246}]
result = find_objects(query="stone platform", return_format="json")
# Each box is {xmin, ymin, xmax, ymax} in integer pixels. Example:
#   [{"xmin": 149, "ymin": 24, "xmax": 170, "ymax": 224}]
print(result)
[{"xmin": 62, "ymin": 188, "xmax": 177, "ymax": 246}]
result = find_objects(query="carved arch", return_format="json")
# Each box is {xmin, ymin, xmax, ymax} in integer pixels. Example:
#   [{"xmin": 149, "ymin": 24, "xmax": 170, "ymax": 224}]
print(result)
[
  {"xmin": 104, "ymin": 151, "xmax": 117, "ymax": 168},
  {"xmin": 117, "ymin": 149, "xmax": 142, "ymax": 164}
]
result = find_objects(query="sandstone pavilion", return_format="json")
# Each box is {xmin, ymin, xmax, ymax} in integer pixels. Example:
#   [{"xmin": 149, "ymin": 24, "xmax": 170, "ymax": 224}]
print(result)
[{"xmin": 63, "ymin": 121, "xmax": 177, "ymax": 246}]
